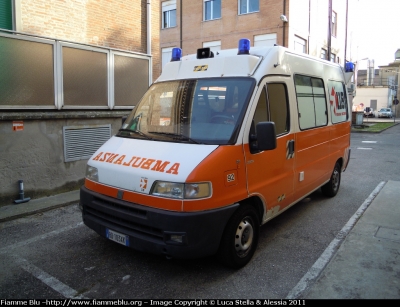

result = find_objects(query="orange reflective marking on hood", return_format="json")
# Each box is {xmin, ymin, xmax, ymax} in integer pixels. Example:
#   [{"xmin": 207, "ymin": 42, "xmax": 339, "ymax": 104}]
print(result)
[{"xmin": 85, "ymin": 179, "xmax": 183, "ymax": 211}]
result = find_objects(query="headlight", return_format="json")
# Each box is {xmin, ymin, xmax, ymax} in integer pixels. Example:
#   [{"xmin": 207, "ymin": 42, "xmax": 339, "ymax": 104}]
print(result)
[
  {"xmin": 151, "ymin": 181, "xmax": 211, "ymax": 199},
  {"xmin": 86, "ymin": 165, "xmax": 99, "ymax": 182}
]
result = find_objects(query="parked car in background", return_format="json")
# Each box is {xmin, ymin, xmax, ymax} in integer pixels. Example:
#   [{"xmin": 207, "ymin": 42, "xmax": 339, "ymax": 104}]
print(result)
[
  {"xmin": 364, "ymin": 107, "xmax": 375, "ymax": 117},
  {"xmin": 377, "ymin": 108, "xmax": 393, "ymax": 118}
]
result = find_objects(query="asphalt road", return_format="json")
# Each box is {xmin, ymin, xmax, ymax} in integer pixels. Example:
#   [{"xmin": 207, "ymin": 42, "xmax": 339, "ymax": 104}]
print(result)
[{"xmin": 1, "ymin": 123, "xmax": 400, "ymax": 299}]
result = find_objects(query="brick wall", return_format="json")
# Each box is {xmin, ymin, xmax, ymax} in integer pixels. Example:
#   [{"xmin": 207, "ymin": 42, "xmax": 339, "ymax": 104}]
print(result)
[
  {"xmin": 160, "ymin": 0, "xmax": 348, "ymax": 65},
  {"xmin": 20, "ymin": 0, "xmax": 160, "ymax": 80},
  {"xmin": 160, "ymin": 0, "xmax": 285, "ymax": 55}
]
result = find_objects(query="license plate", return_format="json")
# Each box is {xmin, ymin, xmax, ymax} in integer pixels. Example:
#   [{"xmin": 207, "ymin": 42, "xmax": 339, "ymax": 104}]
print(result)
[{"xmin": 106, "ymin": 228, "xmax": 129, "ymax": 246}]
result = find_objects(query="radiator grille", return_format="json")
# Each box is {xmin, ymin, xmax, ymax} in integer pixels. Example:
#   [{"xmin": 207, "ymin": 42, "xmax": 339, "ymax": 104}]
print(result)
[
  {"xmin": 85, "ymin": 196, "xmax": 164, "ymax": 242},
  {"xmin": 63, "ymin": 125, "xmax": 111, "ymax": 162}
]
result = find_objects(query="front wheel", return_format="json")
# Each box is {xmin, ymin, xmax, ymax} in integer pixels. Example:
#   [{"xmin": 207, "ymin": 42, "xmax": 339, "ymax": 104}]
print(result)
[
  {"xmin": 321, "ymin": 162, "xmax": 341, "ymax": 197},
  {"xmin": 217, "ymin": 205, "xmax": 260, "ymax": 269}
]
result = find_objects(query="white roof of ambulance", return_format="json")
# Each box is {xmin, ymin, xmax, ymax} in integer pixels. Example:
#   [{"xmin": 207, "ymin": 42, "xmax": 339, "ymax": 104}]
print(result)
[{"xmin": 156, "ymin": 45, "xmax": 347, "ymax": 84}]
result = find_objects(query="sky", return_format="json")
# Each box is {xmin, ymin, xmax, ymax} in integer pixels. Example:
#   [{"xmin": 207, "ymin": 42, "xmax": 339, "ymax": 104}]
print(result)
[{"xmin": 349, "ymin": 0, "xmax": 400, "ymax": 69}]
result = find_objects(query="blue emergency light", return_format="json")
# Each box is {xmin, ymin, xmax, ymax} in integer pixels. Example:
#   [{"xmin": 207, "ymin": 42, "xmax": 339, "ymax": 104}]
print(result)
[
  {"xmin": 171, "ymin": 48, "xmax": 182, "ymax": 61},
  {"xmin": 345, "ymin": 62, "xmax": 355, "ymax": 72},
  {"xmin": 238, "ymin": 38, "xmax": 250, "ymax": 55}
]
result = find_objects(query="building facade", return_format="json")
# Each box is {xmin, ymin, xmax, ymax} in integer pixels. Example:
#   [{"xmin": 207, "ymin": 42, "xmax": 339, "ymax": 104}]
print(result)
[
  {"xmin": 160, "ymin": 0, "xmax": 351, "ymax": 72},
  {"xmin": 353, "ymin": 50, "xmax": 400, "ymax": 117},
  {"xmin": 0, "ymin": 0, "xmax": 160, "ymax": 205},
  {"xmin": 1, "ymin": 0, "xmax": 160, "ymax": 80}
]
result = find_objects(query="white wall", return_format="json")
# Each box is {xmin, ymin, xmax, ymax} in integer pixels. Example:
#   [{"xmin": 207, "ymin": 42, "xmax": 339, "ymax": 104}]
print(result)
[
  {"xmin": 288, "ymin": 0, "xmax": 349, "ymax": 64},
  {"xmin": 353, "ymin": 87, "xmax": 391, "ymax": 112}
]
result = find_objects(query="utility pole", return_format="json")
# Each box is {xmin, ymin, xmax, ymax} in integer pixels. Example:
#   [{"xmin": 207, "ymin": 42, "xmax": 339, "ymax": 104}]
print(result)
[
  {"xmin": 344, "ymin": 0, "xmax": 348, "ymax": 68},
  {"xmin": 327, "ymin": 0, "xmax": 332, "ymax": 61}
]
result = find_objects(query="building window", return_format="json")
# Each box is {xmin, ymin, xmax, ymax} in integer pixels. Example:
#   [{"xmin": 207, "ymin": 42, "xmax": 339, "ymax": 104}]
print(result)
[
  {"xmin": 162, "ymin": 47, "xmax": 174, "ymax": 70},
  {"xmin": 332, "ymin": 11, "xmax": 337, "ymax": 37},
  {"xmin": 239, "ymin": 0, "xmax": 259, "ymax": 15},
  {"xmin": 254, "ymin": 34, "xmax": 277, "ymax": 47},
  {"xmin": 204, "ymin": 0, "xmax": 221, "ymax": 21},
  {"xmin": 331, "ymin": 53, "xmax": 336, "ymax": 62},
  {"xmin": 294, "ymin": 36, "xmax": 306, "ymax": 54},
  {"xmin": 203, "ymin": 40, "xmax": 221, "ymax": 54},
  {"xmin": 321, "ymin": 49, "xmax": 327, "ymax": 60},
  {"xmin": 162, "ymin": 1, "xmax": 177, "ymax": 29},
  {"xmin": 0, "ymin": 0, "xmax": 13, "ymax": 30}
]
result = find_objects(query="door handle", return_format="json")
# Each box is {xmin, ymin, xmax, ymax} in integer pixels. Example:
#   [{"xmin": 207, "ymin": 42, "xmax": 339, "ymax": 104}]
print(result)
[{"xmin": 287, "ymin": 139, "xmax": 295, "ymax": 159}]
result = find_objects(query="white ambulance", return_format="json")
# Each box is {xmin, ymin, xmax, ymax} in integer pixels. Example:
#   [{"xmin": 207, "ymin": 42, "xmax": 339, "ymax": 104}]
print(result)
[{"xmin": 80, "ymin": 39, "xmax": 354, "ymax": 268}]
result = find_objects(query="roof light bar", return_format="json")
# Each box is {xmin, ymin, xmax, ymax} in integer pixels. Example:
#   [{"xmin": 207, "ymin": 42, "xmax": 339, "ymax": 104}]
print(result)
[
  {"xmin": 238, "ymin": 38, "xmax": 250, "ymax": 55},
  {"xmin": 345, "ymin": 62, "xmax": 355, "ymax": 72},
  {"xmin": 171, "ymin": 48, "xmax": 182, "ymax": 61}
]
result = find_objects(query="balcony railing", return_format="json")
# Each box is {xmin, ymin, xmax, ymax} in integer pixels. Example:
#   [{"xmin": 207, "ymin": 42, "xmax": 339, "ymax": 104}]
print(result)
[{"xmin": 357, "ymin": 77, "xmax": 397, "ymax": 88}]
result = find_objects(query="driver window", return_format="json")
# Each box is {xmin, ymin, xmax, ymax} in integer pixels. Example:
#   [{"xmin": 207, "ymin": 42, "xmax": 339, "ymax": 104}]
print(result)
[
  {"xmin": 253, "ymin": 86, "xmax": 269, "ymax": 125},
  {"xmin": 253, "ymin": 83, "xmax": 289, "ymax": 136},
  {"xmin": 267, "ymin": 83, "xmax": 289, "ymax": 135}
]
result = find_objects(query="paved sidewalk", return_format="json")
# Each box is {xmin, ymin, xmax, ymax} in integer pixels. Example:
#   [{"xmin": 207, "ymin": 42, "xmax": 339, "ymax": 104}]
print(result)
[
  {"xmin": 0, "ymin": 189, "xmax": 80, "ymax": 223},
  {"xmin": 288, "ymin": 180, "xmax": 400, "ymax": 299},
  {"xmin": 1, "ymin": 182, "xmax": 399, "ymax": 299}
]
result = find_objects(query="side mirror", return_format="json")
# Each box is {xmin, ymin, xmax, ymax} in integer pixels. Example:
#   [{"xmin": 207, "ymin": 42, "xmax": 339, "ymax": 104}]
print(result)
[{"xmin": 250, "ymin": 122, "xmax": 277, "ymax": 151}]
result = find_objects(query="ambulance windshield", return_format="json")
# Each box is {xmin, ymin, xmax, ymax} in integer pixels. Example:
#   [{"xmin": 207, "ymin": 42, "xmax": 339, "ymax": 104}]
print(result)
[{"xmin": 119, "ymin": 77, "xmax": 255, "ymax": 145}]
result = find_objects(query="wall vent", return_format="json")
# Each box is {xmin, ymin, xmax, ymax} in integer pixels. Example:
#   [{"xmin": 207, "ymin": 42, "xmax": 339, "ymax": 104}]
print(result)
[{"xmin": 63, "ymin": 125, "xmax": 111, "ymax": 162}]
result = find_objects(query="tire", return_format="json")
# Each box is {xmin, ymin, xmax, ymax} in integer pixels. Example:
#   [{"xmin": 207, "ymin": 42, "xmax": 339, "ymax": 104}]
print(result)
[
  {"xmin": 217, "ymin": 204, "xmax": 260, "ymax": 269},
  {"xmin": 321, "ymin": 162, "xmax": 341, "ymax": 197}
]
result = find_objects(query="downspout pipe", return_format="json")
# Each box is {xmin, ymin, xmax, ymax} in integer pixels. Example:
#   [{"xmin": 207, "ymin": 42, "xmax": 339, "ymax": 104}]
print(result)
[
  {"xmin": 147, "ymin": 0, "xmax": 151, "ymax": 55},
  {"xmin": 180, "ymin": 0, "xmax": 183, "ymax": 49},
  {"xmin": 283, "ymin": 0, "xmax": 286, "ymax": 47},
  {"xmin": 308, "ymin": 0, "xmax": 311, "ymax": 54}
]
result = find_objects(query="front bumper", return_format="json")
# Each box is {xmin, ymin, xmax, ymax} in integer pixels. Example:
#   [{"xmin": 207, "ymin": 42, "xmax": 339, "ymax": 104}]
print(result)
[{"xmin": 80, "ymin": 186, "xmax": 239, "ymax": 259}]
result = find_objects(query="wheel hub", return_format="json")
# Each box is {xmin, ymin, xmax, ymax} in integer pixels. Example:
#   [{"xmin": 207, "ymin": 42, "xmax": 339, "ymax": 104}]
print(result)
[
  {"xmin": 235, "ymin": 218, "xmax": 254, "ymax": 256},
  {"xmin": 332, "ymin": 169, "xmax": 339, "ymax": 190}
]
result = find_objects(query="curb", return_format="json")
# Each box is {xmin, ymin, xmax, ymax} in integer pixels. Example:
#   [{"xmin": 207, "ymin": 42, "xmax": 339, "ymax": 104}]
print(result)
[{"xmin": 351, "ymin": 122, "xmax": 399, "ymax": 133}]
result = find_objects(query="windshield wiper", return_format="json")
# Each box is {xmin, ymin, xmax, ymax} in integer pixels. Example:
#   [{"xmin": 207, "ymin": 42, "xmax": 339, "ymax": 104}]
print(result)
[
  {"xmin": 118, "ymin": 129, "xmax": 153, "ymax": 140},
  {"xmin": 148, "ymin": 132, "xmax": 200, "ymax": 144}
]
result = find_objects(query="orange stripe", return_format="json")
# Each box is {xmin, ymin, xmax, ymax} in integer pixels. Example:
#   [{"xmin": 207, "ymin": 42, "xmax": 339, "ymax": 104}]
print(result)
[
  {"xmin": 85, "ymin": 179, "xmax": 183, "ymax": 211},
  {"xmin": 293, "ymin": 122, "xmax": 350, "ymax": 200}
]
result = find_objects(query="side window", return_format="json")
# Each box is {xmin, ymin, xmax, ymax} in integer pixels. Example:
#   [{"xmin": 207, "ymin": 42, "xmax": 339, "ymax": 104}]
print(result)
[
  {"xmin": 328, "ymin": 80, "xmax": 349, "ymax": 124},
  {"xmin": 266, "ymin": 83, "xmax": 289, "ymax": 135},
  {"xmin": 252, "ymin": 83, "xmax": 289, "ymax": 135},
  {"xmin": 253, "ymin": 86, "xmax": 269, "ymax": 126},
  {"xmin": 295, "ymin": 75, "xmax": 327, "ymax": 130}
]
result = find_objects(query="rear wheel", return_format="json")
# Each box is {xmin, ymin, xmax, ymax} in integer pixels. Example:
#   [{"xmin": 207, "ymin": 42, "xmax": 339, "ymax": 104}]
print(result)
[
  {"xmin": 217, "ymin": 204, "xmax": 259, "ymax": 269},
  {"xmin": 321, "ymin": 162, "xmax": 341, "ymax": 197}
]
